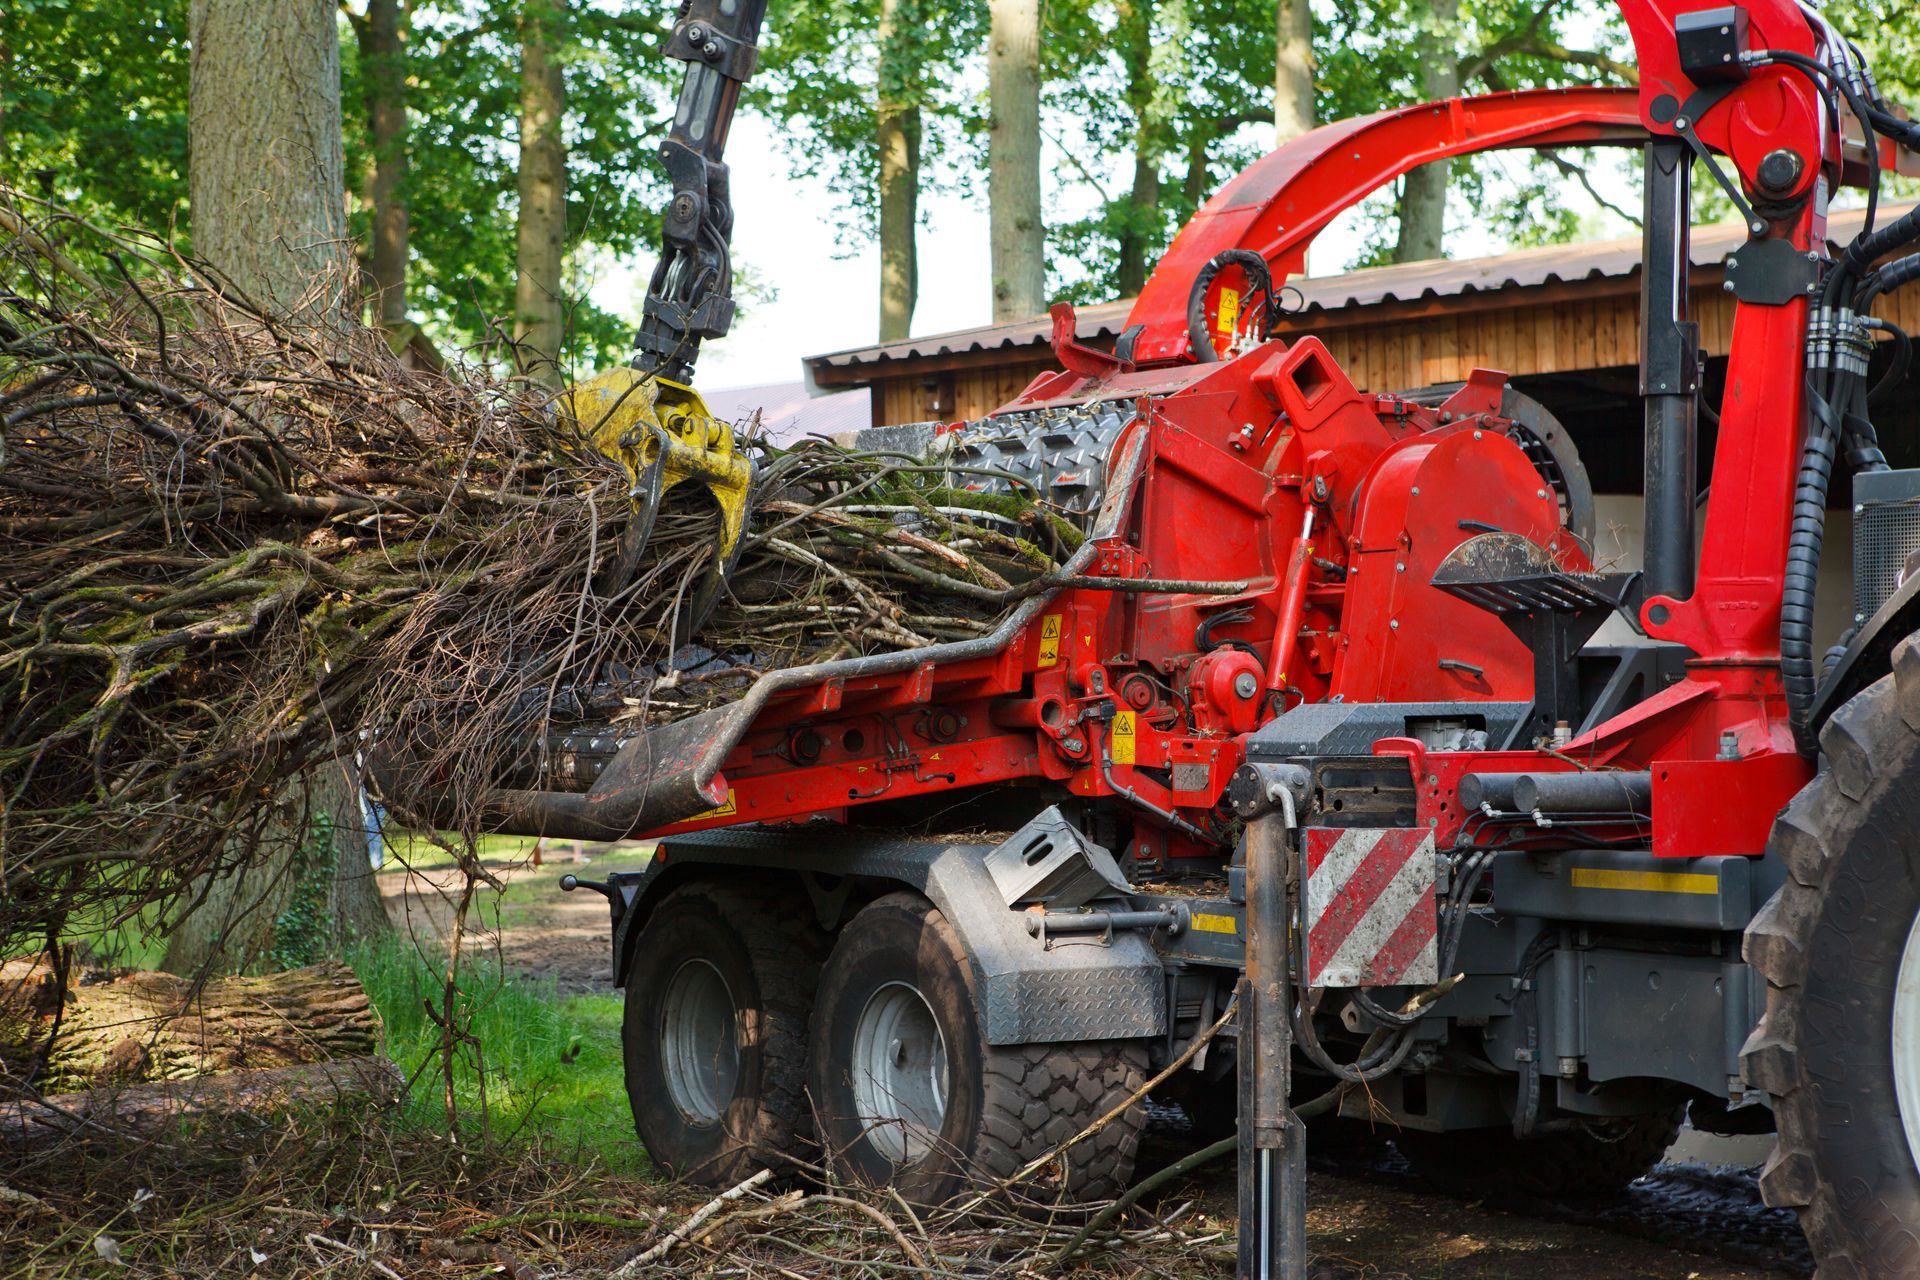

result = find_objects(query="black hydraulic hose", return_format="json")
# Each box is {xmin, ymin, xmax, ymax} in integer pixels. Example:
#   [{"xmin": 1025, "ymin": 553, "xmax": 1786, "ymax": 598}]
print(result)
[
  {"xmin": 1864, "ymin": 319, "xmax": 1912, "ymax": 408},
  {"xmin": 1859, "ymin": 253, "xmax": 1920, "ymax": 311},
  {"xmin": 1783, "ymin": 425, "xmax": 1838, "ymax": 754},
  {"xmin": 1850, "ymin": 205, "xmax": 1920, "ymax": 275},
  {"xmin": 1186, "ymin": 249, "xmax": 1275, "ymax": 363}
]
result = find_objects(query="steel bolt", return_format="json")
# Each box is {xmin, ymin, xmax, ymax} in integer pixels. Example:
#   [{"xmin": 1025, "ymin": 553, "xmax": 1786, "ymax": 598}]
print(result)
[
  {"xmin": 1757, "ymin": 148, "xmax": 1805, "ymax": 195},
  {"xmin": 1390, "ymin": 619, "xmax": 1400, "ymax": 630},
  {"xmin": 1234, "ymin": 672, "xmax": 1260, "ymax": 699}
]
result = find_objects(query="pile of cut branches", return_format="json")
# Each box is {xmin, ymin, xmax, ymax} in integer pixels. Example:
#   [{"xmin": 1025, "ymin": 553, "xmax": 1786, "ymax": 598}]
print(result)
[{"xmin": 0, "ymin": 189, "xmax": 1070, "ymax": 959}]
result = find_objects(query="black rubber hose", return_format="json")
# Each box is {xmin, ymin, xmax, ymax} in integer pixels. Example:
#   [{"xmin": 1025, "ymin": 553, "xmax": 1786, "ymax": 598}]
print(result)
[
  {"xmin": 1863, "ymin": 319, "xmax": 1911, "ymax": 408},
  {"xmin": 1859, "ymin": 253, "xmax": 1920, "ymax": 311},
  {"xmin": 1186, "ymin": 249, "xmax": 1274, "ymax": 364},
  {"xmin": 1783, "ymin": 425, "xmax": 1838, "ymax": 754}
]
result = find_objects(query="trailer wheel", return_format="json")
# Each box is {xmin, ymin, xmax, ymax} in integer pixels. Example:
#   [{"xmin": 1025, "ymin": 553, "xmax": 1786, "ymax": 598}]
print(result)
[
  {"xmin": 623, "ymin": 881, "xmax": 826, "ymax": 1186},
  {"xmin": 1741, "ymin": 651, "xmax": 1920, "ymax": 1277},
  {"xmin": 808, "ymin": 892, "xmax": 1147, "ymax": 1208},
  {"xmin": 1393, "ymin": 1108, "xmax": 1681, "ymax": 1198}
]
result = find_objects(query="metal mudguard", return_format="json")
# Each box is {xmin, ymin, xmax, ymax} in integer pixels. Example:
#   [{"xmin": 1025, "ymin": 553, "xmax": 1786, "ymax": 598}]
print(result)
[
  {"xmin": 1808, "ymin": 563, "xmax": 1920, "ymax": 735},
  {"xmin": 612, "ymin": 825, "xmax": 1167, "ymax": 1046}
]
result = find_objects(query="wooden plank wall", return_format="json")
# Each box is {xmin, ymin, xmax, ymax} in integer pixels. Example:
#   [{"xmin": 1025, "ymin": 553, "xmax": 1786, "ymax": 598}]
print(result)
[{"xmin": 868, "ymin": 284, "xmax": 1920, "ymax": 427}]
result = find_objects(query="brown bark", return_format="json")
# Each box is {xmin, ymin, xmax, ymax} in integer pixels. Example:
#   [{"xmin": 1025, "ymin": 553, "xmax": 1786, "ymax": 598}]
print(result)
[
  {"xmin": 877, "ymin": 0, "xmax": 921, "ymax": 342},
  {"xmin": 160, "ymin": 759, "xmax": 391, "ymax": 979},
  {"xmin": 1394, "ymin": 0, "xmax": 1460, "ymax": 263},
  {"xmin": 987, "ymin": 0, "xmax": 1044, "ymax": 321},
  {"xmin": 515, "ymin": 0, "xmax": 568, "ymax": 386},
  {"xmin": 1274, "ymin": 0, "xmax": 1315, "ymax": 146},
  {"xmin": 1, "ymin": 962, "xmax": 380, "ymax": 1097},
  {"xmin": 1114, "ymin": 0, "xmax": 1159, "ymax": 298},
  {"xmin": 356, "ymin": 0, "xmax": 411, "ymax": 332},
  {"xmin": 187, "ymin": 0, "xmax": 350, "ymax": 327}
]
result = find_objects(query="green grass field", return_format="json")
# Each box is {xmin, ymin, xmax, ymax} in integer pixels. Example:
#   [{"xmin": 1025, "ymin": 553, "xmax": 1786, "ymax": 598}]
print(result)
[{"xmin": 351, "ymin": 936, "xmax": 644, "ymax": 1173}]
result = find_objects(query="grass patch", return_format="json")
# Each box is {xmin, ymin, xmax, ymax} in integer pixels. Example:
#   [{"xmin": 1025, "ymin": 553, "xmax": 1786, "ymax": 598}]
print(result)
[
  {"xmin": 378, "ymin": 829, "xmax": 544, "ymax": 870},
  {"xmin": 350, "ymin": 936, "xmax": 645, "ymax": 1175}
]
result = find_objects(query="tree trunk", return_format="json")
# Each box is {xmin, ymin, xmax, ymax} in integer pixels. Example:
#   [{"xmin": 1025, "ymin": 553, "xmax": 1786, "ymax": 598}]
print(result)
[
  {"xmin": 1115, "ymin": 0, "xmax": 1159, "ymax": 298},
  {"xmin": 987, "ymin": 0, "xmax": 1044, "ymax": 321},
  {"xmin": 1274, "ymin": 0, "xmax": 1315, "ymax": 146},
  {"xmin": 0, "ymin": 961, "xmax": 379, "ymax": 1096},
  {"xmin": 187, "ymin": 0, "xmax": 350, "ymax": 327},
  {"xmin": 160, "ymin": 759, "xmax": 390, "ymax": 979},
  {"xmin": 1394, "ymin": 0, "xmax": 1459, "ymax": 263},
  {"xmin": 357, "ymin": 0, "xmax": 411, "ymax": 333},
  {"xmin": 877, "ymin": 0, "xmax": 920, "ymax": 342},
  {"xmin": 515, "ymin": 0, "xmax": 568, "ymax": 386}
]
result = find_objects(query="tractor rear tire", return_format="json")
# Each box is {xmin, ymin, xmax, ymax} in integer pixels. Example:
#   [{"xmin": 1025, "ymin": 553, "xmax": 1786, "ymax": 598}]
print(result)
[
  {"xmin": 807, "ymin": 891, "xmax": 1148, "ymax": 1208},
  {"xmin": 622, "ymin": 880, "xmax": 827, "ymax": 1186},
  {"xmin": 1393, "ymin": 1108, "xmax": 1682, "ymax": 1199},
  {"xmin": 1741, "ymin": 650, "xmax": 1920, "ymax": 1278}
]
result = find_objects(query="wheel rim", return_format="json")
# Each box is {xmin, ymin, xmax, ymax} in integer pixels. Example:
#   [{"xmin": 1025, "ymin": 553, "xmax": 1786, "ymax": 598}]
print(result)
[
  {"xmin": 850, "ymin": 981, "xmax": 949, "ymax": 1164},
  {"xmin": 1895, "ymin": 905, "xmax": 1920, "ymax": 1176},
  {"xmin": 660, "ymin": 958, "xmax": 740, "ymax": 1126}
]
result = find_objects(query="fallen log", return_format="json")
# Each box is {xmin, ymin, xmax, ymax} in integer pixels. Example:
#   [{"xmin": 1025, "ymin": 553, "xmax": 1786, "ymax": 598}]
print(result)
[
  {"xmin": 0, "ymin": 961, "xmax": 380, "ymax": 1096},
  {"xmin": 0, "ymin": 1055, "xmax": 402, "ymax": 1149}
]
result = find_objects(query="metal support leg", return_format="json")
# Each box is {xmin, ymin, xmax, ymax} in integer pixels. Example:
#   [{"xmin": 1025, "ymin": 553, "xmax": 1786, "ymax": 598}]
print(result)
[
  {"xmin": 1234, "ymin": 765, "xmax": 1309, "ymax": 1280},
  {"xmin": 1640, "ymin": 137, "xmax": 1699, "ymax": 603}
]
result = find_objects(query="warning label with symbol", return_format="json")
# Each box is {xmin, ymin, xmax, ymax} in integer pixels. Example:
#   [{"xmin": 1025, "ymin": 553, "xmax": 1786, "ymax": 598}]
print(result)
[
  {"xmin": 1111, "ymin": 710, "xmax": 1137, "ymax": 765},
  {"xmin": 1216, "ymin": 285, "xmax": 1241, "ymax": 337},
  {"xmin": 687, "ymin": 789, "xmax": 737, "ymax": 822},
  {"xmin": 1037, "ymin": 614, "xmax": 1064, "ymax": 667}
]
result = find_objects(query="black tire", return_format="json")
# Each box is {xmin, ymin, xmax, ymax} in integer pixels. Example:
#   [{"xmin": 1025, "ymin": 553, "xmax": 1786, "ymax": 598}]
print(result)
[
  {"xmin": 807, "ymin": 891, "xmax": 1148, "ymax": 1208},
  {"xmin": 623, "ymin": 880, "xmax": 826, "ymax": 1186},
  {"xmin": 1394, "ymin": 1109, "xmax": 1682, "ymax": 1199},
  {"xmin": 1741, "ymin": 646, "xmax": 1920, "ymax": 1278}
]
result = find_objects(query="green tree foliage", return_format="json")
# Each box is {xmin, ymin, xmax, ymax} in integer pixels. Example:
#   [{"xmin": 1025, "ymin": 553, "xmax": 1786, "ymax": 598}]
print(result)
[
  {"xmin": 2, "ymin": 0, "xmax": 191, "ymax": 230},
  {"xmin": 753, "ymin": 0, "xmax": 983, "ymax": 248},
  {"xmin": 5, "ymin": 1, "xmax": 670, "ymax": 367},
  {"xmin": 345, "ymin": 1, "xmax": 674, "ymax": 365}
]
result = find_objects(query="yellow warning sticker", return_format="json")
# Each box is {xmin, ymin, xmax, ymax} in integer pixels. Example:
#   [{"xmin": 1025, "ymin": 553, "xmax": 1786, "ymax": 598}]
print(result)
[
  {"xmin": 1570, "ymin": 867, "xmax": 1716, "ymax": 895},
  {"xmin": 1217, "ymin": 285, "xmax": 1241, "ymax": 335},
  {"xmin": 1191, "ymin": 912, "xmax": 1239, "ymax": 936},
  {"xmin": 687, "ymin": 788, "xmax": 737, "ymax": 822},
  {"xmin": 1111, "ymin": 709, "xmax": 1137, "ymax": 765},
  {"xmin": 1037, "ymin": 613, "xmax": 1064, "ymax": 667}
]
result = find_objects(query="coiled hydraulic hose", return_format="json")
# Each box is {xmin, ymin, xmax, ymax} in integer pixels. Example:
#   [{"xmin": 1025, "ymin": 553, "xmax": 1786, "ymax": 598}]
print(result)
[{"xmin": 1186, "ymin": 249, "xmax": 1275, "ymax": 363}]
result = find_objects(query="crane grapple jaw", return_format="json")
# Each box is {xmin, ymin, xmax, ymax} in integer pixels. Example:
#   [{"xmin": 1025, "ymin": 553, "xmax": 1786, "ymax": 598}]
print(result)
[{"xmin": 559, "ymin": 366, "xmax": 753, "ymax": 638}]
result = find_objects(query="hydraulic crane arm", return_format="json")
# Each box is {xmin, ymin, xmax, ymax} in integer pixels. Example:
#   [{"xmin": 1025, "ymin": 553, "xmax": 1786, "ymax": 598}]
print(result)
[{"xmin": 633, "ymin": 0, "xmax": 771, "ymax": 383}]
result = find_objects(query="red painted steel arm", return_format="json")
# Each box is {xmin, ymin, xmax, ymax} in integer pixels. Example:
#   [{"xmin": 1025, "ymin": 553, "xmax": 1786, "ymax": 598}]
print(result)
[{"xmin": 1124, "ymin": 87, "xmax": 1648, "ymax": 365}]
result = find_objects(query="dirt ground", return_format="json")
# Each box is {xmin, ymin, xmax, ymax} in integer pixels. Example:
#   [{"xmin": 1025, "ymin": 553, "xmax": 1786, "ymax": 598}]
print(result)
[
  {"xmin": 377, "ymin": 847, "xmax": 642, "ymax": 993},
  {"xmin": 377, "ymin": 855, "xmax": 1806, "ymax": 1280}
]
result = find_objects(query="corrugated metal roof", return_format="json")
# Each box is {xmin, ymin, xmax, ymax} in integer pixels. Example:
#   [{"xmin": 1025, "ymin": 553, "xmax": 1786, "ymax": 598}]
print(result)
[
  {"xmin": 808, "ymin": 204, "xmax": 1903, "ymax": 371},
  {"xmin": 698, "ymin": 381, "xmax": 872, "ymax": 443}
]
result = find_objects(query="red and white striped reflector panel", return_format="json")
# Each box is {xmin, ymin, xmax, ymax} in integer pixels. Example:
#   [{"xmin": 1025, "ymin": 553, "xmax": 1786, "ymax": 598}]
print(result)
[{"xmin": 1303, "ymin": 828, "xmax": 1438, "ymax": 988}]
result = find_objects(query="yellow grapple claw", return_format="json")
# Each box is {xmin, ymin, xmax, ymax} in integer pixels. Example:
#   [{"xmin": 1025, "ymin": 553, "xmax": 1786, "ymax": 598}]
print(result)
[{"xmin": 560, "ymin": 366, "xmax": 754, "ymax": 633}]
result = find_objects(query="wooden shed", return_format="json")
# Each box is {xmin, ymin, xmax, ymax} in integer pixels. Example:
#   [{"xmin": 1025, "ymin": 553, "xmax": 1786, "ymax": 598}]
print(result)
[{"xmin": 805, "ymin": 205, "xmax": 1918, "ymax": 498}]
